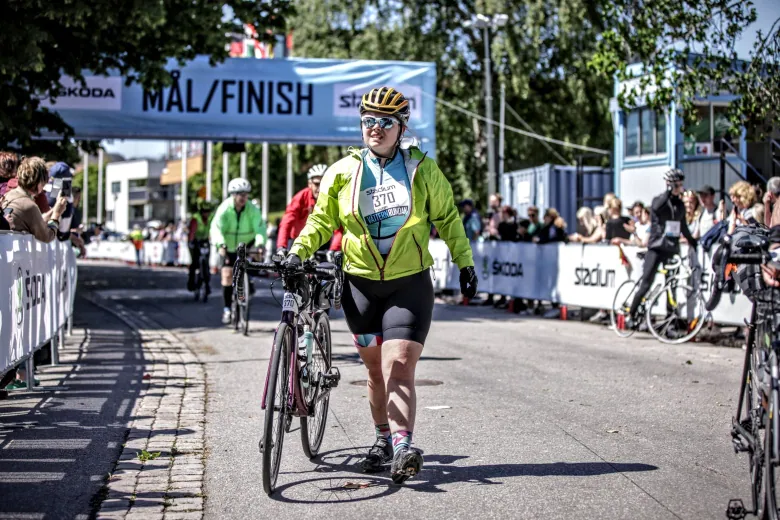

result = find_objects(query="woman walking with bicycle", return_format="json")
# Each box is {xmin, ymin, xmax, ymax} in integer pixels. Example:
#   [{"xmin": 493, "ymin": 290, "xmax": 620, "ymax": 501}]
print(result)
[
  {"xmin": 626, "ymin": 169, "xmax": 697, "ymax": 329},
  {"xmin": 282, "ymin": 86, "xmax": 477, "ymax": 483}
]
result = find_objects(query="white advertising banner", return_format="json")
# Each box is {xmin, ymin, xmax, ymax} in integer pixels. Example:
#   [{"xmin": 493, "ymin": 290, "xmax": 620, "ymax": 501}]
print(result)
[
  {"xmin": 432, "ymin": 240, "xmax": 752, "ymax": 326},
  {"xmin": 1, "ymin": 233, "xmax": 78, "ymax": 375}
]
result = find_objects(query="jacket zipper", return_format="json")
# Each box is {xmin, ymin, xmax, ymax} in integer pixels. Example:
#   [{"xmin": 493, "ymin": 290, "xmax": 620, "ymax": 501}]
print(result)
[
  {"xmin": 351, "ymin": 159, "xmax": 384, "ymax": 279},
  {"xmin": 412, "ymin": 234, "xmax": 424, "ymax": 269}
]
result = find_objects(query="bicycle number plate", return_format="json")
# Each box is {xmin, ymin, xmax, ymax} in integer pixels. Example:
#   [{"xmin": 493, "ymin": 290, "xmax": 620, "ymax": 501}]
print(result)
[{"xmin": 282, "ymin": 292, "xmax": 298, "ymax": 312}]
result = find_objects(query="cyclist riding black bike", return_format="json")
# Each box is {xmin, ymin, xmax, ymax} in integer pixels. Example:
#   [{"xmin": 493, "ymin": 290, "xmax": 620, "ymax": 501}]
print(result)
[
  {"xmin": 187, "ymin": 200, "xmax": 216, "ymax": 293},
  {"xmin": 627, "ymin": 168, "xmax": 698, "ymax": 329}
]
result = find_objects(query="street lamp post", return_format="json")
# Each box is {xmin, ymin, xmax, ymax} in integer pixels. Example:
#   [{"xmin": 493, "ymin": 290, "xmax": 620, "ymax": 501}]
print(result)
[{"xmin": 472, "ymin": 13, "xmax": 508, "ymax": 207}]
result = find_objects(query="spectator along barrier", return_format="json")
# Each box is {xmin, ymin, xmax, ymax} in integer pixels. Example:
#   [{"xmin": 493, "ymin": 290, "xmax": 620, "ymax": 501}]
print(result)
[
  {"xmin": 1, "ymin": 232, "xmax": 78, "ymax": 378},
  {"xmin": 84, "ymin": 238, "xmax": 749, "ymax": 327}
]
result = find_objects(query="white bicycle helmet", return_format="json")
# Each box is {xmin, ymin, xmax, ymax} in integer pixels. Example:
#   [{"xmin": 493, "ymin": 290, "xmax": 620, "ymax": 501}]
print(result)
[
  {"xmin": 228, "ymin": 178, "xmax": 252, "ymax": 194},
  {"xmin": 307, "ymin": 164, "xmax": 328, "ymax": 180}
]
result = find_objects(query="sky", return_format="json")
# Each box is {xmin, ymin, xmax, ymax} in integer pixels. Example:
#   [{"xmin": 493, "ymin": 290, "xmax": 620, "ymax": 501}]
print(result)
[{"xmin": 103, "ymin": 1, "xmax": 780, "ymax": 161}]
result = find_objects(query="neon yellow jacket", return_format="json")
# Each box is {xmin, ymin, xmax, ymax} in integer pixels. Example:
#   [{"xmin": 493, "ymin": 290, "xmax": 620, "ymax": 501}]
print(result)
[
  {"xmin": 210, "ymin": 197, "xmax": 266, "ymax": 252},
  {"xmin": 291, "ymin": 147, "xmax": 474, "ymax": 281}
]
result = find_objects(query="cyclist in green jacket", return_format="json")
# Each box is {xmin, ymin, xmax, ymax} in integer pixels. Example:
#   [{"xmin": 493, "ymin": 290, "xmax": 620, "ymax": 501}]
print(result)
[
  {"xmin": 187, "ymin": 200, "xmax": 216, "ymax": 294},
  {"xmin": 284, "ymin": 87, "xmax": 477, "ymax": 483},
  {"xmin": 211, "ymin": 178, "xmax": 266, "ymax": 324}
]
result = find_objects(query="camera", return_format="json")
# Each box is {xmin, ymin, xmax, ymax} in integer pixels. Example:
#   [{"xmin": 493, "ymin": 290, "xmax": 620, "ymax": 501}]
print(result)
[{"xmin": 45, "ymin": 177, "xmax": 72, "ymax": 200}]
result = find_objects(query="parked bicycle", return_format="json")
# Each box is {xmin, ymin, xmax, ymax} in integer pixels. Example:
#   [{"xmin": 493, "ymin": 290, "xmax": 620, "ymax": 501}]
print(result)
[
  {"xmin": 703, "ymin": 228, "xmax": 780, "ymax": 520},
  {"xmin": 610, "ymin": 250, "xmax": 707, "ymax": 344},
  {"xmin": 232, "ymin": 243, "xmax": 343, "ymax": 496}
]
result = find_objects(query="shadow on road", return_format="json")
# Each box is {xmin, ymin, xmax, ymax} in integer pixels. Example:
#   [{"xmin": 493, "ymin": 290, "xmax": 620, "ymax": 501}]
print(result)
[{"xmin": 268, "ymin": 447, "xmax": 658, "ymax": 502}]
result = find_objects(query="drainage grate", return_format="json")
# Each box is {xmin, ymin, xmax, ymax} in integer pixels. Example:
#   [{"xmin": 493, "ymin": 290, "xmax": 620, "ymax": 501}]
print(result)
[{"xmin": 350, "ymin": 379, "xmax": 443, "ymax": 386}]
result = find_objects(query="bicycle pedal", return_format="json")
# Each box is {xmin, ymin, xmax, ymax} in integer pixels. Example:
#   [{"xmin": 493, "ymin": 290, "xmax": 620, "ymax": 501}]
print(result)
[
  {"xmin": 726, "ymin": 499, "xmax": 747, "ymax": 520},
  {"xmin": 322, "ymin": 367, "xmax": 341, "ymax": 388}
]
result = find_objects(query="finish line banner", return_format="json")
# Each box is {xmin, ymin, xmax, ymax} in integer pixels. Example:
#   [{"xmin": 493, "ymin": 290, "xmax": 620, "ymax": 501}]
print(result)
[{"xmin": 40, "ymin": 57, "xmax": 437, "ymax": 150}]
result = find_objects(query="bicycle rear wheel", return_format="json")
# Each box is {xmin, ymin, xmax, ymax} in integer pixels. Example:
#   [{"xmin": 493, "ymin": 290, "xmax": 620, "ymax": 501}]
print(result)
[
  {"xmin": 262, "ymin": 323, "xmax": 290, "ymax": 496},
  {"xmin": 645, "ymin": 280, "xmax": 705, "ymax": 344},
  {"xmin": 610, "ymin": 280, "xmax": 638, "ymax": 338},
  {"xmin": 301, "ymin": 313, "xmax": 332, "ymax": 458},
  {"xmin": 199, "ymin": 257, "xmax": 210, "ymax": 303}
]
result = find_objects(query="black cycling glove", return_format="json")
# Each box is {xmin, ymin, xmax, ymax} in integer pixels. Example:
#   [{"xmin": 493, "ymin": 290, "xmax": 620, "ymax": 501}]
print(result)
[
  {"xmin": 282, "ymin": 253, "xmax": 302, "ymax": 269},
  {"xmin": 459, "ymin": 266, "xmax": 478, "ymax": 298}
]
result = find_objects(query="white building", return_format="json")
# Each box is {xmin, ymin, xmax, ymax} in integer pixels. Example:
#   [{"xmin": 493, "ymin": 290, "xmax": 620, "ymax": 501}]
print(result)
[{"xmin": 104, "ymin": 160, "xmax": 176, "ymax": 233}]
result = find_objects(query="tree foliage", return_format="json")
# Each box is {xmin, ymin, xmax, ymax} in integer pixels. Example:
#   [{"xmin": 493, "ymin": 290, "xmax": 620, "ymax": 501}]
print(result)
[
  {"xmin": 590, "ymin": 0, "xmax": 780, "ymax": 137},
  {"xmin": 0, "ymin": 0, "xmax": 293, "ymax": 157},
  {"xmin": 288, "ymin": 0, "xmax": 613, "ymax": 204}
]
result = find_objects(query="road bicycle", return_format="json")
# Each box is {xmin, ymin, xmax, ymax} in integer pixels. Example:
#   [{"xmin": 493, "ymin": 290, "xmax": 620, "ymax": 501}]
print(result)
[
  {"xmin": 230, "ymin": 246, "xmax": 262, "ymax": 335},
  {"xmin": 610, "ymin": 251, "xmax": 707, "ymax": 344},
  {"xmin": 192, "ymin": 240, "xmax": 211, "ymax": 303},
  {"xmin": 704, "ymin": 229, "xmax": 780, "ymax": 520},
  {"xmin": 232, "ymin": 243, "xmax": 343, "ymax": 496}
]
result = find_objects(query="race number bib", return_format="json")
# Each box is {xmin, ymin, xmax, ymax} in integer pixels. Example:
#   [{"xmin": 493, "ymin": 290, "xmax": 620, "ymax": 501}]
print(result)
[
  {"xmin": 282, "ymin": 292, "xmax": 298, "ymax": 312},
  {"xmin": 359, "ymin": 179, "xmax": 410, "ymax": 226},
  {"xmin": 664, "ymin": 221, "xmax": 681, "ymax": 237}
]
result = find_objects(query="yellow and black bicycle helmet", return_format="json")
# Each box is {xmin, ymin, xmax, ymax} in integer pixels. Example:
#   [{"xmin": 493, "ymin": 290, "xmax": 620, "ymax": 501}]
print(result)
[{"xmin": 359, "ymin": 87, "xmax": 411, "ymax": 124}]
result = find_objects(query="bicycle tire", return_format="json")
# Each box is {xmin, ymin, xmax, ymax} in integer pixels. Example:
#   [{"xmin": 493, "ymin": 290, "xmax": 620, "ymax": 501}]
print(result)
[
  {"xmin": 199, "ymin": 256, "xmax": 210, "ymax": 304},
  {"xmin": 764, "ymin": 354, "xmax": 779, "ymax": 520},
  {"xmin": 645, "ymin": 279, "xmax": 705, "ymax": 344},
  {"xmin": 262, "ymin": 323, "xmax": 290, "ymax": 496},
  {"xmin": 610, "ymin": 280, "xmax": 638, "ymax": 338},
  {"xmin": 301, "ymin": 313, "xmax": 332, "ymax": 458},
  {"xmin": 242, "ymin": 271, "xmax": 250, "ymax": 336}
]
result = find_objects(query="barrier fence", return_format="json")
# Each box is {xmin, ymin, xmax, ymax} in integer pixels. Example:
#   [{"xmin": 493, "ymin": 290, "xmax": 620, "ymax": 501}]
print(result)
[
  {"xmin": 1, "ymin": 232, "xmax": 78, "ymax": 378},
  {"xmin": 84, "ymin": 238, "xmax": 751, "ymax": 327}
]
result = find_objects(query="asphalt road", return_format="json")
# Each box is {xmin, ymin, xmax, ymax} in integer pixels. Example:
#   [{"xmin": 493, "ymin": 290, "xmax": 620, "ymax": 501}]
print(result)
[{"xmin": 84, "ymin": 263, "xmax": 749, "ymax": 519}]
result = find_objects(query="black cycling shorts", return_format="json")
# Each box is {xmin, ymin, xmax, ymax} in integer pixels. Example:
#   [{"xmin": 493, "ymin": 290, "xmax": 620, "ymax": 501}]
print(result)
[{"xmin": 342, "ymin": 269, "xmax": 434, "ymax": 347}]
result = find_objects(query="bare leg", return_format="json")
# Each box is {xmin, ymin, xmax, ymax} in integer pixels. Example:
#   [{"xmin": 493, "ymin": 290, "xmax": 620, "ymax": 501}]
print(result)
[
  {"xmin": 382, "ymin": 339, "xmax": 423, "ymax": 434},
  {"xmin": 357, "ymin": 345, "xmax": 387, "ymax": 426}
]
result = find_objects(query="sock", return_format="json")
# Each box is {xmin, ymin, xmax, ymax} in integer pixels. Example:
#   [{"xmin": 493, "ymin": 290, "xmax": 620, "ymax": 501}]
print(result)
[
  {"xmin": 223, "ymin": 286, "xmax": 232, "ymax": 308},
  {"xmin": 375, "ymin": 423, "xmax": 391, "ymax": 444},
  {"xmin": 392, "ymin": 430, "xmax": 412, "ymax": 454}
]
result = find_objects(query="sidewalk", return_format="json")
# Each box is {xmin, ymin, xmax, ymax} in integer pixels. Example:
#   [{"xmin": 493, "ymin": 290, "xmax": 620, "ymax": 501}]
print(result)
[{"xmin": 0, "ymin": 294, "xmax": 207, "ymax": 520}]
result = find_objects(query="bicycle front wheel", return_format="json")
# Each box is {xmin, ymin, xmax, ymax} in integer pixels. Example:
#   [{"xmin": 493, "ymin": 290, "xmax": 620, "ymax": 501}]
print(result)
[
  {"xmin": 610, "ymin": 280, "xmax": 638, "ymax": 338},
  {"xmin": 645, "ymin": 280, "xmax": 705, "ymax": 344},
  {"xmin": 262, "ymin": 323, "xmax": 290, "ymax": 496},
  {"xmin": 301, "ymin": 313, "xmax": 332, "ymax": 458},
  {"xmin": 241, "ymin": 272, "xmax": 250, "ymax": 336}
]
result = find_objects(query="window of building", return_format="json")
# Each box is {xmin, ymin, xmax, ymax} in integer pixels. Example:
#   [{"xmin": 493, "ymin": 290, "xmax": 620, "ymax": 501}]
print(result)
[
  {"xmin": 625, "ymin": 107, "xmax": 666, "ymax": 158},
  {"xmin": 684, "ymin": 103, "xmax": 735, "ymax": 156},
  {"xmin": 111, "ymin": 181, "xmax": 121, "ymax": 194},
  {"xmin": 106, "ymin": 210, "xmax": 114, "ymax": 223},
  {"xmin": 129, "ymin": 179, "xmax": 148, "ymax": 188},
  {"xmin": 130, "ymin": 205, "xmax": 145, "ymax": 220}
]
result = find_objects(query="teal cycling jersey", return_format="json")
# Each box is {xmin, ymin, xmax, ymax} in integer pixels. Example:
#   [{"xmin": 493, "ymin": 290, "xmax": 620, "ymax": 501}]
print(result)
[{"xmin": 358, "ymin": 150, "xmax": 412, "ymax": 254}]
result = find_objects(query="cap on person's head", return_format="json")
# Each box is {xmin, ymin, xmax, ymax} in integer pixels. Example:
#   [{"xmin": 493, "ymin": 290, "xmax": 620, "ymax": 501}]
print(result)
[
  {"xmin": 49, "ymin": 162, "xmax": 73, "ymax": 179},
  {"xmin": 458, "ymin": 199, "xmax": 474, "ymax": 208},
  {"xmin": 697, "ymin": 185, "xmax": 715, "ymax": 196}
]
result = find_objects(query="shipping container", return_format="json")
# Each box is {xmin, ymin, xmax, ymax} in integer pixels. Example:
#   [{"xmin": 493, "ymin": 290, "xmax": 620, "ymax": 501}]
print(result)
[{"xmin": 500, "ymin": 164, "xmax": 613, "ymax": 233}]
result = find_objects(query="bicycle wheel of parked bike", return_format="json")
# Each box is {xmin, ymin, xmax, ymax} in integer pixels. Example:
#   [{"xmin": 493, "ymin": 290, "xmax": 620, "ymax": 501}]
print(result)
[
  {"xmin": 262, "ymin": 322, "xmax": 290, "ymax": 496},
  {"xmin": 610, "ymin": 280, "xmax": 639, "ymax": 338},
  {"xmin": 645, "ymin": 279, "xmax": 705, "ymax": 344},
  {"xmin": 301, "ymin": 313, "xmax": 332, "ymax": 458}
]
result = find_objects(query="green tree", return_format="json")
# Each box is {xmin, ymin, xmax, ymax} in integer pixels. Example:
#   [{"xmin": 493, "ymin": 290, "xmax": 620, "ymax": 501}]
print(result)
[
  {"xmin": 0, "ymin": 0, "xmax": 294, "ymax": 157},
  {"xmin": 589, "ymin": 0, "xmax": 779, "ymax": 136},
  {"xmin": 289, "ymin": 0, "xmax": 613, "ymax": 204}
]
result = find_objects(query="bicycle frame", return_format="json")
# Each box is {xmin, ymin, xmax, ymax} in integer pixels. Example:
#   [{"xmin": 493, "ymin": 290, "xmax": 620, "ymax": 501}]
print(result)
[{"xmin": 259, "ymin": 272, "xmax": 336, "ymax": 418}]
